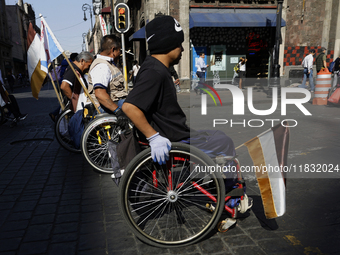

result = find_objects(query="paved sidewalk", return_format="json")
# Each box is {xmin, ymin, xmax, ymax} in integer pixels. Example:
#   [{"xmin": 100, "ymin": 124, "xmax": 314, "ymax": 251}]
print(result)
[{"xmin": 0, "ymin": 85, "xmax": 339, "ymax": 254}]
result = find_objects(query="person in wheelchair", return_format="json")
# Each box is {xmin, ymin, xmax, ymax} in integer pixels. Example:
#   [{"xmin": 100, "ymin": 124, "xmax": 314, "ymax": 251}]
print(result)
[
  {"xmin": 0, "ymin": 82, "xmax": 28, "ymax": 127},
  {"xmin": 87, "ymin": 35, "xmax": 129, "ymax": 128},
  {"xmin": 60, "ymin": 51, "xmax": 94, "ymax": 113},
  {"xmin": 122, "ymin": 16, "xmax": 252, "ymax": 212}
]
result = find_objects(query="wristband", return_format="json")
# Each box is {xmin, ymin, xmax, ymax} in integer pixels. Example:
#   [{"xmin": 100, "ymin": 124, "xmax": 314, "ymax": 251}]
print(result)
[{"xmin": 113, "ymin": 107, "xmax": 120, "ymax": 114}]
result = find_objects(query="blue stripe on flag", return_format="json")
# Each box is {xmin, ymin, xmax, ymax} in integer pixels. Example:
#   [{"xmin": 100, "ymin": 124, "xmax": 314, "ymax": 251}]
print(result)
[
  {"xmin": 46, "ymin": 28, "xmax": 62, "ymax": 61},
  {"xmin": 41, "ymin": 60, "xmax": 48, "ymax": 70}
]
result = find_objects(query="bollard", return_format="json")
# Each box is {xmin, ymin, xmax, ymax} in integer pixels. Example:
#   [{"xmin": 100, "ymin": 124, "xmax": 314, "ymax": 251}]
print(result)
[{"xmin": 313, "ymin": 68, "xmax": 332, "ymax": 105}]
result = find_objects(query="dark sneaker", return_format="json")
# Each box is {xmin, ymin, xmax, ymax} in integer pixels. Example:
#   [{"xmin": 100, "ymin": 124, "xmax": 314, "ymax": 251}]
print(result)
[{"xmin": 19, "ymin": 113, "xmax": 28, "ymax": 121}]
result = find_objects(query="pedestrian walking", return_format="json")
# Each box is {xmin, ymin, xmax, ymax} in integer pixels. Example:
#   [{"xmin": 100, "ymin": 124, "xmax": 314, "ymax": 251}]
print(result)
[
  {"xmin": 238, "ymin": 57, "xmax": 247, "ymax": 89},
  {"xmin": 316, "ymin": 47, "xmax": 327, "ymax": 73},
  {"xmin": 299, "ymin": 49, "xmax": 315, "ymax": 92},
  {"xmin": 231, "ymin": 58, "xmax": 241, "ymax": 85},
  {"xmin": 130, "ymin": 60, "xmax": 140, "ymax": 86},
  {"xmin": 195, "ymin": 52, "xmax": 209, "ymax": 94}
]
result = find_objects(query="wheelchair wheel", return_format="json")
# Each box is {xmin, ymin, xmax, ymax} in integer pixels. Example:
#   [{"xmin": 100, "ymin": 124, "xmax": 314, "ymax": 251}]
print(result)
[
  {"xmin": 118, "ymin": 142, "xmax": 226, "ymax": 248},
  {"xmin": 81, "ymin": 114, "xmax": 122, "ymax": 174},
  {"xmin": 55, "ymin": 108, "xmax": 81, "ymax": 153}
]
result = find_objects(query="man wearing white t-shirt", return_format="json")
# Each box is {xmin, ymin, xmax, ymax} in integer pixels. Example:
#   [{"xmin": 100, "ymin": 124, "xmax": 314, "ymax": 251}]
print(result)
[
  {"xmin": 88, "ymin": 35, "xmax": 129, "ymax": 126},
  {"xmin": 299, "ymin": 49, "xmax": 315, "ymax": 92}
]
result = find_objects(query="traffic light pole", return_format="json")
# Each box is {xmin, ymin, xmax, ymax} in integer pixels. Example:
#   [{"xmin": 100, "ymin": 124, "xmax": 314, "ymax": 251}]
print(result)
[
  {"xmin": 114, "ymin": 3, "xmax": 130, "ymax": 92},
  {"xmin": 121, "ymin": 35, "xmax": 128, "ymax": 92}
]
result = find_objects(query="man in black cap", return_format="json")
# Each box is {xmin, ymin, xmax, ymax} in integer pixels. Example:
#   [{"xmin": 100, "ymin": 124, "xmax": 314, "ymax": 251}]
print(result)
[
  {"xmin": 316, "ymin": 47, "xmax": 327, "ymax": 73},
  {"xmin": 122, "ymin": 15, "xmax": 236, "ymax": 165},
  {"xmin": 122, "ymin": 15, "xmax": 251, "ymax": 217}
]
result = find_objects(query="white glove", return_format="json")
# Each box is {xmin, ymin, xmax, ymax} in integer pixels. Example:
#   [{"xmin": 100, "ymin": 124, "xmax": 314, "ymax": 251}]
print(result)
[{"xmin": 146, "ymin": 133, "xmax": 171, "ymax": 165}]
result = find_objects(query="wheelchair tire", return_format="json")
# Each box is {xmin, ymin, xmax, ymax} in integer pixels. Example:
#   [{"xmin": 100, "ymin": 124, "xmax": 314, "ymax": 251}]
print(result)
[
  {"xmin": 55, "ymin": 108, "xmax": 81, "ymax": 153},
  {"xmin": 118, "ymin": 142, "xmax": 226, "ymax": 248},
  {"xmin": 81, "ymin": 114, "xmax": 122, "ymax": 174}
]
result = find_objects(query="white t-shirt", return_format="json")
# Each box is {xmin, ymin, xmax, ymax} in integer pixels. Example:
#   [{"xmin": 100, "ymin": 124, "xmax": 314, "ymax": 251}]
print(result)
[
  {"xmin": 239, "ymin": 61, "xmax": 246, "ymax": 71},
  {"xmin": 89, "ymin": 54, "xmax": 114, "ymax": 89},
  {"xmin": 132, "ymin": 65, "xmax": 140, "ymax": 76}
]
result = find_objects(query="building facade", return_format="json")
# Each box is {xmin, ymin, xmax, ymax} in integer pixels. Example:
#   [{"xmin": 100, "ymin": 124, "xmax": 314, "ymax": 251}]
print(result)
[
  {"xmin": 283, "ymin": 0, "xmax": 340, "ymax": 78},
  {"xmin": 89, "ymin": 0, "xmax": 340, "ymax": 88},
  {"xmin": 5, "ymin": 0, "xmax": 36, "ymax": 80},
  {"xmin": 0, "ymin": 0, "xmax": 13, "ymax": 81}
]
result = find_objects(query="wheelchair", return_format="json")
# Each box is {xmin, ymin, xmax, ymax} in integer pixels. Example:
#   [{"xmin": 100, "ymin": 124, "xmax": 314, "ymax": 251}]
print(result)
[
  {"xmin": 80, "ymin": 112, "xmax": 124, "ymax": 174},
  {"xmin": 55, "ymin": 106, "xmax": 81, "ymax": 153},
  {"xmin": 117, "ymin": 142, "xmax": 250, "ymax": 248}
]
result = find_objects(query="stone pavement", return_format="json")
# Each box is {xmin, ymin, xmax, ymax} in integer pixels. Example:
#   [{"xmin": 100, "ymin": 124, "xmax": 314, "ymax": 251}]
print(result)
[{"xmin": 0, "ymin": 84, "xmax": 339, "ymax": 255}]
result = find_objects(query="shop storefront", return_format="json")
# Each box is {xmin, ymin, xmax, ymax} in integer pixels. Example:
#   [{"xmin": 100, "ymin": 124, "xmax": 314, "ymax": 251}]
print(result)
[{"xmin": 190, "ymin": 8, "xmax": 286, "ymax": 86}]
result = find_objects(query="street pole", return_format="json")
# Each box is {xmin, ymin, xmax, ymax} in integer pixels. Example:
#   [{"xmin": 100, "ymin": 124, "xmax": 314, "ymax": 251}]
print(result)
[
  {"xmin": 82, "ymin": 3, "xmax": 93, "ymax": 31},
  {"xmin": 121, "ymin": 35, "xmax": 128, "ymax": 91},
  {"xmin": 269, "ymin": 0, "xmax": 284, "ymax": 97}
]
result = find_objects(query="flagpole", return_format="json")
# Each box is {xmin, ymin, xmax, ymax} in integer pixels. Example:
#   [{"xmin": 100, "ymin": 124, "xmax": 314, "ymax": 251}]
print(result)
[
  {"xmin": 62, "ymin": 52, "xmax": 100, "ymax": 113},
  {"xmin": 235, "ymin": 144, "xmax": 245, "ymax": 150},
  {"xmin": 48, "ymin": 72, "xmax": 65, "ymax": 111}
]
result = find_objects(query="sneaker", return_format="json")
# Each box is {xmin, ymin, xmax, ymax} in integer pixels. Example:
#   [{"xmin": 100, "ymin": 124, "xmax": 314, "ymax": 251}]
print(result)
[{"xmin": 19, "ymin": 113, "xmax": 28, "ymax": 121}]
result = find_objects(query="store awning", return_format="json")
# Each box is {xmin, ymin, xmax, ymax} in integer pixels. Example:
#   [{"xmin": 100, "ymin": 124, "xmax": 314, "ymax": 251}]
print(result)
[
  {"xmin": 129, "ymin": 26, "xmax": 145, "ymax": 41},
  {"xmin": 189, "ymin": 13, "xmax": 286, "ymax": 29}
]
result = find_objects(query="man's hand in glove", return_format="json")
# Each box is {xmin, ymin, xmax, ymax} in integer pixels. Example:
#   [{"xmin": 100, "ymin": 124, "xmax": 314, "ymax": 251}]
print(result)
[
  {"xmin": 114, "ymin": 108, "xmax": 129, "ymax": 129},
  {"xmin": 146, "ymin": 133, "xmax": 171, "ymax": 165}
]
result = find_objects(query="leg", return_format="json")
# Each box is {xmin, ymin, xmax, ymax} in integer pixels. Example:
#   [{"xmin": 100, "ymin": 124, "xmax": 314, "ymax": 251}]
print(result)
[
  {"xmin": 309, "ymin": 69, "xmax": 315, "ymax": 91},
  {"xmin": 299, "ymin": 69, "xmax": 308, "ymax": 88},
  {"xmin": 332, "ymin": 72, "xmax": 338, "ymax": 88},
  {"xmin": 7, "ymin": 95, "xmax": 21, "ymax": 118}
]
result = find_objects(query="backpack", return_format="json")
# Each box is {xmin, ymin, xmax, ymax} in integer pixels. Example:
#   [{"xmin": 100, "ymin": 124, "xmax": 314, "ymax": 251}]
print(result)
[
  {"xmin": 234, "ymin": 63, "xmax": 240, "ymax": 73},
  {"xmin": 329, "ymin": 61, "xmax": 335, "ymax": 73},
  {"xmin": 329, "ymin": 57, "xmax": 339, "ymax": 73}
]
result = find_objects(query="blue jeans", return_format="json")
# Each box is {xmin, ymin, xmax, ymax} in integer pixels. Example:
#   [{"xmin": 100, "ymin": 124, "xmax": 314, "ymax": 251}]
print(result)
[{"xmin": 299, "ymin": 68, "xmax": 314, "ymax": 91}]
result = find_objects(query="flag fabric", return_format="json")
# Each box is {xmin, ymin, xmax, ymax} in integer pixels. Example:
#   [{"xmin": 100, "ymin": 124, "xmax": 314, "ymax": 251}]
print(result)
[
  {"xmin": 244, "ymin": 122, "xmax": 290, "ymax": 219},
  {"xmin": 40, "ymin": 15, "xmax": 63, "ymax": 72},
  {"xmin": 27, "ymin": 16, "xmax": 63, "ymax": 99},
  {"xmin": 27, "ymin": 22, "xmax": 47, "ymax": 99}
]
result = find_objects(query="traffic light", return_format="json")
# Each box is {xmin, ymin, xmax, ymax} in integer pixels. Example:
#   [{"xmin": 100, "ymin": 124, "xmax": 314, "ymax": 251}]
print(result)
[{"xmin": 114, "ymin": 3, "xmax": 130, "ymax": 34}]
